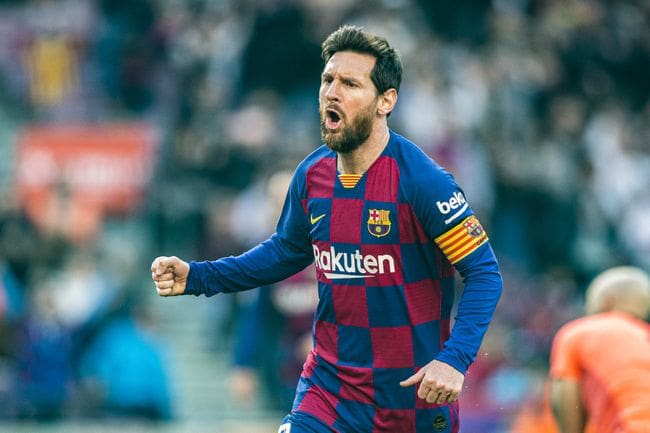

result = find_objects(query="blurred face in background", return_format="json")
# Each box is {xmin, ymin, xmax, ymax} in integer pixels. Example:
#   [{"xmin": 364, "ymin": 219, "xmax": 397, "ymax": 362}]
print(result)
[{"xmin": 319, "ymin": 51, "xmax": 379, "ymax": 153}]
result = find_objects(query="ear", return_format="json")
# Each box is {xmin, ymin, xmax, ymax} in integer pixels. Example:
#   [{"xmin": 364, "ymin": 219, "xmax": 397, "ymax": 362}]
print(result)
[{"xmin": 377, "ymin": 89, "xmax": 398, "ymax": 116}]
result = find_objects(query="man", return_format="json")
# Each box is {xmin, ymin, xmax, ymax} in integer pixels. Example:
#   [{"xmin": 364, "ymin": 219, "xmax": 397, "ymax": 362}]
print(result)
[
  {"xmin": 152, "ymin": 25, "xmax": 502, "ymax": 433},
  {"xmin": 549, "ymin": 266, "xmax": 650, "ymax": 433}
]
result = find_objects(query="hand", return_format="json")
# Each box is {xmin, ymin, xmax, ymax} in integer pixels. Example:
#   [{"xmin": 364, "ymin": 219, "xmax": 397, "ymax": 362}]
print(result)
[
  {"xmin": 399, "ymin": 359, "xmax": 464, "ymax": 405},
  {"xmin": 151, "ymin": 256, "xmax": 190, "ymax": 296}
]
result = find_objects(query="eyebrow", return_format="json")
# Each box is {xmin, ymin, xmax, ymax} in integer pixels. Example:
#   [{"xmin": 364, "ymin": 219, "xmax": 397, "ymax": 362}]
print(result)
[{"xmin": 321, "ymin": 72, "xmax": 362, "ymax": 86}]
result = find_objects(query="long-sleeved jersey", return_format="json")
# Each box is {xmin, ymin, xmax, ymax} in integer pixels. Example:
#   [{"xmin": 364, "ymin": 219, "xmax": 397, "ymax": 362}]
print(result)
[{"xmin": 186, "ymin": 130, "xmax": 502, "ymax": 433}]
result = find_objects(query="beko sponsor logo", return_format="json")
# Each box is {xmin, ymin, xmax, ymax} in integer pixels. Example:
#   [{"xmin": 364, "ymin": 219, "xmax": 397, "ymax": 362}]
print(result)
[{"xmin": 436, "ymin": 191, "xmax": 468, "ymax": 224}]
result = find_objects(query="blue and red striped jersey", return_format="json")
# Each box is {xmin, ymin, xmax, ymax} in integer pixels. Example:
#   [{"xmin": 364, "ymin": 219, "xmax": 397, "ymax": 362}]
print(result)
[{"xmin": 187, "ymin": 129, "xmax": 502, "ymax": 433}]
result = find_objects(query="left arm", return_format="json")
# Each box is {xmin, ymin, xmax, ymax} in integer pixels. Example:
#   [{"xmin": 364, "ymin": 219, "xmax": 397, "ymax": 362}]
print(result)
[
  {"xmin": 436, "ymin": 243, "xmax": 502, "ymax": 373},
  {"xmin": 400, "ymin": 243, "xmax": 502, "ymax": 403},
  {"xmin": 399, "ymin": 158, "xmax": 502, "ymax": 403}
]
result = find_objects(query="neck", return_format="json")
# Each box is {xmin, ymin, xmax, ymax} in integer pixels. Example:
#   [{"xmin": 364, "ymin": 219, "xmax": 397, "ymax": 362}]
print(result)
[{"xmin": 337, "ymin": 122, "xmax": 390, "ymax": 174}]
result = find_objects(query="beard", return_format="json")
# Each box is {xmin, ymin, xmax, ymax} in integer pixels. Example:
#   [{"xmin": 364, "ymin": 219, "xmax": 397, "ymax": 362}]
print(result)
[{"xmin": 320, "ymin": 101, "xmax": 376, "ymax": 154}]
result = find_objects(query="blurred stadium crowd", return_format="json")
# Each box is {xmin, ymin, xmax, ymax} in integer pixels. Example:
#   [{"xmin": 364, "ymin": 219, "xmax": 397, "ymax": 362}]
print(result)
[{"xmin": 0, "ymin": 0, "xmax": 648, "ymax": 431}]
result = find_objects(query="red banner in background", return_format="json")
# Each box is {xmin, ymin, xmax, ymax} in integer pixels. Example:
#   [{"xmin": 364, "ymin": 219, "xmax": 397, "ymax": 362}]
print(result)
[{"xmin": 15, "ymin": 123, "xmax": 159, "ymax": 243}]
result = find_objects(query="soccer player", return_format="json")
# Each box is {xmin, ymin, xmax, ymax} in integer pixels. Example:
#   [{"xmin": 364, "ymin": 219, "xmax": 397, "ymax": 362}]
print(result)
[
  {"xmin": 151, "ymin": 25, "xmax": 502, "ymax": 433},
  {"xmin": 549, "ymin": 266, "xmax": 650, "ymax": 433}
]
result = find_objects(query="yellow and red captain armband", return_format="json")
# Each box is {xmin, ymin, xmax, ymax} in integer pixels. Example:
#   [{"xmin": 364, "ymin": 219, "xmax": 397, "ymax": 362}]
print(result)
[{"xmin": 434, "ymin": 215, "xmax": 489, "ymax": 264}]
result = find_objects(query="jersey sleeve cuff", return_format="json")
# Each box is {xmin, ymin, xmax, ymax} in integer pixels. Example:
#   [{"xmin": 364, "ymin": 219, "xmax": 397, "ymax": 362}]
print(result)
[
  {"xmin": 435, "ymin": 349, "xmax": 470, "ymax": 375},
  {"xmin": 185, "ymin": 261, "xmax": 206, "ymax": 296}
]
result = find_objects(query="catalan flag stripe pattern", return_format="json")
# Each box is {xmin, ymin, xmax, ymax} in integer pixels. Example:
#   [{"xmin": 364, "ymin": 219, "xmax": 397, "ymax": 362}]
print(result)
[
  {"xmin": 338, "ymin": 174, "xmax": 363, "ymax": 189},
  {"xmin": 435, "ymin": 215, "xmax": 488, "ymax": 264}
]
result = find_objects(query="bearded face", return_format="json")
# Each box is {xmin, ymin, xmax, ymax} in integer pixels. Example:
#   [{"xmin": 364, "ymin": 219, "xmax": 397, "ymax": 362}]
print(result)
[{"xmin": 320, "ymin": 98, "xmax": 377, "ymax": 154}]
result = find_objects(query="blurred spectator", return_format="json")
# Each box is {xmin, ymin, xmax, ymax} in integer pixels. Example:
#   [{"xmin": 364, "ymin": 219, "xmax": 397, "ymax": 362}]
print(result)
[
  {"xmin": 239, "ymin": 0, "xmax": 321, "ymax": 98},
  {"xmin": 94, "ymin": 0, "xmax": 162, "ymax": 113},
  {"xmin": 77, "ymin": 301, "xmax": 172, "ymax": 420},
  {"xmin": 228, "ymin": 169, "xmax": 317, "ymax": 411},
  {"xmin": 231, "ymin": 268, "xmax": 317, "ymax": 411},
  {"xmin": 14, "ymin": 271, "xmax": 75, "ymax": 420},
  {"xmin": 0, "ymin": 260, "xmax": 25, "ymax": 418}
]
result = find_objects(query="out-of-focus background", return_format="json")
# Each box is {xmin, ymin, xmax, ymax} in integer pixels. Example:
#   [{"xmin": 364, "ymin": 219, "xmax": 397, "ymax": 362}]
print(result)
[{"xmin": 0, "ymin": 0, "xmax": 648, "ymax": 432}]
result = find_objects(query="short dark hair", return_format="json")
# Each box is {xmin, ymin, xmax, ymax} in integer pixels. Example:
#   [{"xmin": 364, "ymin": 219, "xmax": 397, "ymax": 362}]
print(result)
[{"xmin": 321, "ymin": 25, "xmax": 402, "ymax": 95}]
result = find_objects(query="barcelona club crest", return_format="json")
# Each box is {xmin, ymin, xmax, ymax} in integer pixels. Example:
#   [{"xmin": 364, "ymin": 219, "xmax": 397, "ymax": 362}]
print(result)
[
  {"xmin": 463, "ymin": 215, "xmax": 484, "ymax": 238},
  {"xmin": 367, "ymin": 209, "xmax": 391, "ymax": 238}
]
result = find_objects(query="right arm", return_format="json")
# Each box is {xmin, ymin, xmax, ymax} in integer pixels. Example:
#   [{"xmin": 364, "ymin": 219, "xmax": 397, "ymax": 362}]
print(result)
[
  {"xmin": 152, "ymin": 167, "xmax": 313, "ymax": 297},
  {"xmin": 186, "ymin": 233, "xmax": 312, "ymax": 296},
  {"xmin": 550, "ymin": 378, "xmax": 585, "ymax": 433},
  {"xmin": 549, "ymin": 322, "xmax": 586, "ymax": 433}
]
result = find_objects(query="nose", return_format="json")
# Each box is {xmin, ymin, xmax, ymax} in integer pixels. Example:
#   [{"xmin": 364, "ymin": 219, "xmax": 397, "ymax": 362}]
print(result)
[{"xmin": 323, "ymin": 81, "xmax": 340, "ymax": 102}]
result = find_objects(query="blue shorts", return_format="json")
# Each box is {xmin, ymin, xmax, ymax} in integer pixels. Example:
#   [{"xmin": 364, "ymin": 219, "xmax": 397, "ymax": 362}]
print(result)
[{"xmin": 278, "ymin": 411, "xmax": 335, "ymax": 433}]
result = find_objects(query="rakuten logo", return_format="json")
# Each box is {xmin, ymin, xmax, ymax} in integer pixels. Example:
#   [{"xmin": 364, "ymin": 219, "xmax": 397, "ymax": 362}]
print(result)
[
  {"xmin": 436, "ymin": 191, "xmax": 468, "ymax": 224},
  {"xmin": 312, "ymin": 244, "xmax": 395, "ymax": 280}
]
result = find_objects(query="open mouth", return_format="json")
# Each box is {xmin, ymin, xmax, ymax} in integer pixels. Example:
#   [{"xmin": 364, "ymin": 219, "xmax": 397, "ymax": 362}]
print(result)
[{"xmin": 325, "ymin": 109, "xmax": 343, "ymax": 131}]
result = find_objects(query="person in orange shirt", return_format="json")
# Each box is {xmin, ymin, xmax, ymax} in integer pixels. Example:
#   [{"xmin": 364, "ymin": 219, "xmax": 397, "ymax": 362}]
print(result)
[{"xmin": 549, "ymin": 266, "xmax": 650, "ymax": 433}]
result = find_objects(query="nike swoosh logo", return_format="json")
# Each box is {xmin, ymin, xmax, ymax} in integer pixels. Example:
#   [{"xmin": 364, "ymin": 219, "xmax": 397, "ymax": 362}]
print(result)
[{"xmin": 310, "ymin": 213, "xmax": 326, "ymax": 224}]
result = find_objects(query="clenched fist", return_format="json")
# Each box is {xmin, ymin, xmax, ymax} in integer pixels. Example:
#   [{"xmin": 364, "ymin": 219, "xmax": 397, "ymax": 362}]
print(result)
[{"xmin": 151, "ymin": 256, "xmax": 190, "ymax": 296}]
